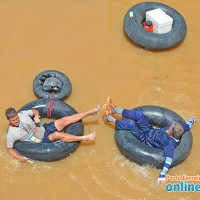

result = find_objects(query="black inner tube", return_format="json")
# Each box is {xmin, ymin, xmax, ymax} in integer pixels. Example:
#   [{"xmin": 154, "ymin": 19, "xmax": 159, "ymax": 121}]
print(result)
[
  {"xmin": 115, "ymin": 106, "xmax": 193, "ymax": 169},
  {"xmin": 33, "ymin": 70, "xmax": 72, "ymax": 100},
  {"xmin": 123, "ymin": 2, "xmax": 187, "ymax": 50},
  {"xmin": 14, "ymin": 99, "xmax": 84, "ymax": 162}
]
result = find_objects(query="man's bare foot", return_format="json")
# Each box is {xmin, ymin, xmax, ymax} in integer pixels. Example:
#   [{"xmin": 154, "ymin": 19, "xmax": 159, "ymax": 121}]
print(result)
[
  {"xmin": 91, "ymin": 105, "xmax": 100, "ymax": 115},
  {"xmin": 107, "ymin": 97, "xmax": 115, "ymax": 114},
  {"xmin": 84, "ymin": 132, "xmax": 96, "ymax": 141}
]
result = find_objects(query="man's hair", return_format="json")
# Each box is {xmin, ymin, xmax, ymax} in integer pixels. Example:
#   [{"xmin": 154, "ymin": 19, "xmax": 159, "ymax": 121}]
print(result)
[
  {"xmin": 171, "ymin": 122, "xmax": 184, "ymax": 139},
  {"xmin": 5, "ymin": 108, "xmax": 17, "ymax": 119}
]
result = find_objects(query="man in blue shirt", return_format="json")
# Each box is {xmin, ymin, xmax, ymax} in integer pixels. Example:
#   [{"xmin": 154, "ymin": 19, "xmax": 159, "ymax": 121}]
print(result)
[{"xmin": 103, "ymin": 97, "xmax": 195, "ymax": 183}]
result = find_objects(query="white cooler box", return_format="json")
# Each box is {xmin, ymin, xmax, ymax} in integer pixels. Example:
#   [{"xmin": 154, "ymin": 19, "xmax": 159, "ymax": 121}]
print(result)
[{"xmin": 146, "ymin": 8, "xmax": 173, "ymax": 34}]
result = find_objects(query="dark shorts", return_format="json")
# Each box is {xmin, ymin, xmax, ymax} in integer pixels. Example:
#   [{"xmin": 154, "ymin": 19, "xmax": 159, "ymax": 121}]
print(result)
[{"xmin": 41, "ymin": 121, "xmax": 58, "ymax": 143}]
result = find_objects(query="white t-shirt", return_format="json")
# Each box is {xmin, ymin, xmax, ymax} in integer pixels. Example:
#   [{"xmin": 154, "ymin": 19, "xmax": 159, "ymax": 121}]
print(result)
[{"xmin": 7, "ymin": 110, "xmax": 45, "ymax": 149}]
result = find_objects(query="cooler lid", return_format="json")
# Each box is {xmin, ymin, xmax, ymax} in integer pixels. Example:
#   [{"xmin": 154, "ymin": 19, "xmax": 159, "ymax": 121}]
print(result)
[{"xmin": 146, "ymin": 8, "xmax": 173, "ymax": 28}]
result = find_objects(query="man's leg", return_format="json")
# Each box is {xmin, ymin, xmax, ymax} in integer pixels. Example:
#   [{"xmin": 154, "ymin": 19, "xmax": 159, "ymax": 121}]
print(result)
[
  {"xmin": 55, "ymin": 105, "xmax": 100, "ymax": 131},
  {"xmin": 48, "ymin": 131, "xmax": 96, "ymax": 142},
  {"xmin": 102, "ymin": 104, "xmax": 146, "ymax": 142},
  {"xmin": 107, "ymin": 97, "xmax": 152, "ymax": 131},
  {"xmin": 103, "ymin": 104, "xmax": 140, "ymax": 131},
  {"xmin": 121, "ymin": 109, "xmax": 152, "ymax": 131},
  {"xmin": 107, "ymin": 97, "xmax": 123, "ymax": 114}
]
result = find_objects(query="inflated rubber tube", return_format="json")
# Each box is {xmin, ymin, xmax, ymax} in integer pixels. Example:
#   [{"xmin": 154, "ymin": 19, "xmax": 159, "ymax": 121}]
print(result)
[
  {"xmin": 33, "ymin": 70, "xmax": 72, "ymax": 100},
  {"xmin": 123, "ymin": 2, "xmax": 187, "ymax": 50},
  {"xmin": 14, "ymin": 99, "xmax": 84, "ymax": 162},
  {"xmin": 115, "ymin": 106, "xmax": 193, "ymax": 169}
]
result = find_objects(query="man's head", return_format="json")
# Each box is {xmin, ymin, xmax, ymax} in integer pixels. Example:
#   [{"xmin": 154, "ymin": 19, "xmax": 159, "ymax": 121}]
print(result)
[
  {"xmin": 5, "ymin": 108, "xmax": 20, "ymax": 126},
  {"xmin": 170, "ymin": 122, "xmax": 184, "ymax": 139}
]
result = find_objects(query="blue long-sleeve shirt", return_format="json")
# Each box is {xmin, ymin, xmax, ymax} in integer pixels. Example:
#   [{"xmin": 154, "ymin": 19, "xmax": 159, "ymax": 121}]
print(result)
[
  {"xmin": 115, "ymin": 109, "xmax": 191, "ymax": 159},
  {"xmin": 144, "ymin": 124, "xmax": 190, "ymax": 158}
]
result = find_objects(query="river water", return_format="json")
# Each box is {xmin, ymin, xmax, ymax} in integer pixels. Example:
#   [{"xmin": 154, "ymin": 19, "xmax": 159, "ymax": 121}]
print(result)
[{"xmin": 0, "ymin": 0, "xmax": 200, "ymax": 199}]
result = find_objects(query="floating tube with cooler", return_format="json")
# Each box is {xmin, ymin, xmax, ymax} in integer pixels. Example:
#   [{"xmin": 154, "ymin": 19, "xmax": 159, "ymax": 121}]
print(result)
[
  {"xmin": 115, "ymin": 106, "xmax": 193, "ymax": 169},
  {"xmin": 14, "ymin": 99, "xmax": 84, "ymax": 162},
  {"xmin": 123, "ymin": 2, "xmax": 187, "ymax": 50},
  {"xmin": 33, "ymin": 70, "xmax": 72, "ymax": 101}
]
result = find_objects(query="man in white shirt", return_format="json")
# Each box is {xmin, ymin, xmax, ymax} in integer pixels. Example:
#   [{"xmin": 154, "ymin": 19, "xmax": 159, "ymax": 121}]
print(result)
[{"xmin": 6, "ymin": 105, "xmax": 100, "ymax": 163}]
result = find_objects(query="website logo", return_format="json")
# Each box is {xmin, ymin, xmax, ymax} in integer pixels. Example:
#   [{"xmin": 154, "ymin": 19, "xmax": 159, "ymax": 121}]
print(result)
[{"xmin": 165, "ymin": 175, "xmax": 200, "ymax": 192}]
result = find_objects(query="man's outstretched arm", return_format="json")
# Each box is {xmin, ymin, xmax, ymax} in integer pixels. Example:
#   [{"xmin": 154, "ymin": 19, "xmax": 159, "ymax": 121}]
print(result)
[
  {"xmin": 157, "ymin": 157, "xmax": 173, "ymax": 183},
  {"xmin": 8, "ymin": 148, "xmax": 33, "ymax": 163},
  {"xmin": 186, "ymin": 117, "xmax": 195, "ymax": 129},
  {"xmin": 181, "ymin": 117, "xmax": 195, "ymax": 132}
]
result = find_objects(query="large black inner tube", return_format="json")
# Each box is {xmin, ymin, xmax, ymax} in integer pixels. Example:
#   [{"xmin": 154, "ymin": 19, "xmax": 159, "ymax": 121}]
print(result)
[
  {"xmin": 14, "ymin": 99, "xmax": 84, "ymax": 162},
  {"xmin": 33, "ymin": 70, "xmax": 72, "ymax": 101},
  {"xmin": 123, "ymin": 2, "xmax": 187, "ymax": 50},
  {"xmin": 115, "ymin": 106, "xmax": 193, "ymax": 169}
]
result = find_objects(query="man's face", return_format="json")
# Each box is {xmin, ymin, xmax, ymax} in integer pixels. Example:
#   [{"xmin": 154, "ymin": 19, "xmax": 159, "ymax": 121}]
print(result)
[
  {"xmin": 8, "ymin": 114, "xmax": 20, "ymax": 127},
  {"xmin": 167, "ymin": 123, "xmax": 175, "ymax": 136}
]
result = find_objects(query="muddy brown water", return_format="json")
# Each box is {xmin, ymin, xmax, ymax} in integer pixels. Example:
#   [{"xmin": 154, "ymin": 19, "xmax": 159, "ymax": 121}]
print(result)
[{"xmin": 0, "ymin": 0, "xmax": 200, "ymax": 199}]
